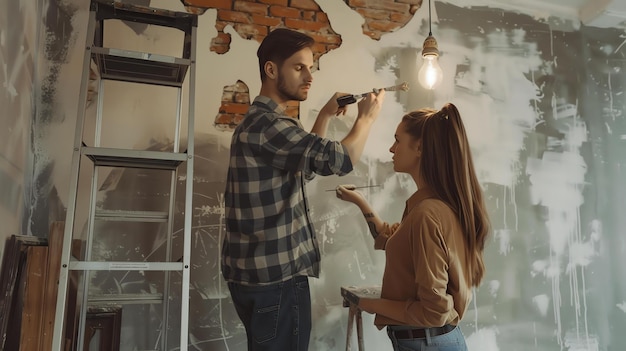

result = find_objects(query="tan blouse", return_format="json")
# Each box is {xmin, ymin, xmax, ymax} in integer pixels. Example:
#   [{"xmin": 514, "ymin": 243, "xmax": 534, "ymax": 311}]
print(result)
[{"xmin": 369, "ymin": 187, "xmax": 472, "ymax": 329}]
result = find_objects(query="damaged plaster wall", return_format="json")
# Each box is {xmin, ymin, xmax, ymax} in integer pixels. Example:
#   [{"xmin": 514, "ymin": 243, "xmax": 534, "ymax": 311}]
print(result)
[
  {"xmin": 7, "ymin": 0, "xmax": 626, "ymax": 350},
  {"xmin": 0, "ymin": 0, "xmax": 39, "ymax": 247}
]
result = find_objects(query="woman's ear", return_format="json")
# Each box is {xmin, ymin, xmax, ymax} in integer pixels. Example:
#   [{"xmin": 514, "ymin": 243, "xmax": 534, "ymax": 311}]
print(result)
[
  {"xmin": 415, "ymin": 140, "xmax": 422, "ymax": 157},
  {"xmin": 265, "ymin": 61, "xmax": 277, "ymax": 80}
]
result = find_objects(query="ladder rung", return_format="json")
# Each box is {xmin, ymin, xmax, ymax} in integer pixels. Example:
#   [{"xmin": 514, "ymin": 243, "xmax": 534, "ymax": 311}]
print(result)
[
  {"xmin": 83, "ymin": 147, "xmax": 187, "ymax": 170},
  {"xmin": 69, "ymin": 261, "xmax": 184, "ymax": 271},
  {"xmin": 95, "ymin": 209, "xmax": 169, "ymax": 222},
  {"xmin": 88, "ymin": 293, "xmax": 164, "ymax": 305},
  {"xmin": 93, "ymin": 0, "xmax": 197, "ymax": 33},
  {"xmin": 92, "ymin": 47, "xmax": 190, "ymax": 87}
]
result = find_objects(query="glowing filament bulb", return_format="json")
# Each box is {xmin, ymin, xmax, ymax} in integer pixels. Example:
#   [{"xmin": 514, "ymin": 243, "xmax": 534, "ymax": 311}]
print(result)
[
  {"xmin": 418, "ymin": 54, "xmax": 443, "ymax": 90},
  {"xmin": 418, "ymin": 34, "xmax": 443, "ymax": 90}
]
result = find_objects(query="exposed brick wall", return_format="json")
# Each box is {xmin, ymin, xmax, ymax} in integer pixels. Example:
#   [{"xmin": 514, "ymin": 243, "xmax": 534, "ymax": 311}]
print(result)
[
  {"xmin": 214, "ymin": 80, "xmax": 250, "ymax": 131},
  {"xmin": 347, "ymin": 0, "xmax": 421, "ymax": 39},
  {"xmin": 182, "ymin": 0, "xmax": 341, "ymax": 57},
  {"xmin": 181, "ymin": 0, "xmax": 421, "ymax": 129}
]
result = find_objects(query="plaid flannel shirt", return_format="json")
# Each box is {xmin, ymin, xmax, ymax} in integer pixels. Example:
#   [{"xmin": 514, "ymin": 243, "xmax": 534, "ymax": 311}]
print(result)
[{"xmin": 222, "ymin": 96, "xmax": 353, "ymax": 285}]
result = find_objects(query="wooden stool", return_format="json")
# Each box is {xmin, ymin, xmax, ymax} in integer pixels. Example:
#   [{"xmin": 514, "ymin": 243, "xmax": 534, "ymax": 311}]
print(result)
[{"xmin": 341, "ymin": 286, "xmax": 381, "ymax": 351}]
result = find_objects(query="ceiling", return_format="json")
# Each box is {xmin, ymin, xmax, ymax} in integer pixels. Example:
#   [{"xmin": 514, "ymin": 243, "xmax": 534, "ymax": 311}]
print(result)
[{"xmin": 462, "ymin": 0, "xmax": 626, "ymax": 28}]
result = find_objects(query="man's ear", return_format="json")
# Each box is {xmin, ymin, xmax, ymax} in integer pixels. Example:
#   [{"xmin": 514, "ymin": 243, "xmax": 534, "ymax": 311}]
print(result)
[{"xmin": 265, "ymin": 61, "xmax": 277, "ymax": 80}]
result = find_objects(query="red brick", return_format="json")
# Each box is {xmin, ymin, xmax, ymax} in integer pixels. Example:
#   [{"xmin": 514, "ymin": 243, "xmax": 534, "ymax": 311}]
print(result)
[
  {"xmin": 398, "ymin": 0, "xmax": 422, "ymax": 5},
  {"xmin": 366, "ymin": 19, "xmax": 402, "ymax": 33},
  {"xmin": 210, "ymin": 31, "xmax": 231, "ymax": 53},
  {"xmin": 356, "ymin": 8, "xmax": 390, "ymax": 20},
  {"xmin": 251, "ymin": 14, "xmax": 283, "ymax": 26},
  {"xmin": 212, "ymin": 32, "xmax": 232, "ymax": 45},
  {"xmin": 302, "ymin": 10, "xmax": 315, "ymax": 21},
  {"xmin": 290, "ymin": 0, "xmax": 320, "ymax": 11},
  {"xmin": 211, "ymin": 44, "xmax": 230, "ymax": 54},
  {"xmin": 218, "ymin": 10, "xmax": 250, "ymax": 23},
  {"xmin": 369, "ymin": 1, "xmax": 410, "ymax": 13},
  {"xmin": 316, "ymin": 12, "xmax": 329, "ymax": 23},
  {"xmin": 311, "ymin": 43, "xmax": 326, "ymax": 53},
  {"xmin": 183, "ymin": 0, "xmax": 232, "ymax": 10},
  {"xmin": 284, "ymin": 18, "xmax": 326, "ymax": 31},
  {"xmin": 220, "ymin": 102, "xmax": 250, "ymax": 114},
  {"xmin": 233, "ymin": 23, "xmax": 268, "ymax": 39},
  {"xmin": 259, "ymin": 0, "xmax": 288, "ymax": 5},
  {"xmin": 346, "ymin": 0, "xmax": 366, "ymax": 7},
  {"xmin": 233, "ymin": 1, "xmax": 269, "ymax": 15},
  {"xmin": 390, "ymin": 11, "xmax": 412, "ymax": 23},
  {"xmin": 269, "ymin": 5, "xmax": 301, "ymax": 19},
  {"xmin": 215, "ymin": 21, "xmax": 227, "ymax": 31}
]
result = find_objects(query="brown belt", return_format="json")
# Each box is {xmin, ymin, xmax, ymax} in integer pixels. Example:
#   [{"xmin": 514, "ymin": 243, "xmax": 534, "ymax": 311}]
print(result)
[{"xmin": 388, "ymin": 324, "xmax": 455, "ymax": 339}]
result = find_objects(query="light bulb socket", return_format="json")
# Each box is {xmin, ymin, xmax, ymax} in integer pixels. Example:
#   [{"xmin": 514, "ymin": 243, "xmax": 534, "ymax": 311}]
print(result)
[{"xmin": 421, "ymin": 35, "xmax": 439, "ymax": 57}]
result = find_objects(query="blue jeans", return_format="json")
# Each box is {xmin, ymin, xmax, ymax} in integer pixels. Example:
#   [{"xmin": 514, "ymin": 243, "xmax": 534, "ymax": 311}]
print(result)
[
  {"xmin": 387, "ymin": 325, "xmax": 468, "ymax": 351},
  {"xmin": 227, "ymin": 276, "xmax": 312, "ymax": 351}
]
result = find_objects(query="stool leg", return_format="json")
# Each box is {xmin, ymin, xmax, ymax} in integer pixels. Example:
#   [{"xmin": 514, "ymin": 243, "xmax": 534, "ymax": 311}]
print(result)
[
  {"xmin": 356, "ymin": 309, "xmax": 364, "ymax": 351},
  {"xmin": 346, "ymin": 304, "xmax": 357, "ymax": 351}
]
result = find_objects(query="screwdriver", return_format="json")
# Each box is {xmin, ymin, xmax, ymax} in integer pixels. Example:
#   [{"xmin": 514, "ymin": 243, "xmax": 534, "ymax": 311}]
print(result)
[{"xmin": 336, "ymin": 82, "xmax": 409, "ymax": 107}]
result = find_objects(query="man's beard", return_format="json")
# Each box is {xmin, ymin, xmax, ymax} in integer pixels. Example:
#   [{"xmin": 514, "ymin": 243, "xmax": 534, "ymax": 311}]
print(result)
[{"xmin": 277, "ymin": 74, "xmax": 307, "ymax": 102}]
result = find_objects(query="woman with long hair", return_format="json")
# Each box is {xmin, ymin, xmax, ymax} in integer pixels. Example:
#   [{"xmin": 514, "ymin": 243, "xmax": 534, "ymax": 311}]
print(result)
[{"xmin": 336, "ymin": 103, "xmax": 490, "ymax": 351}]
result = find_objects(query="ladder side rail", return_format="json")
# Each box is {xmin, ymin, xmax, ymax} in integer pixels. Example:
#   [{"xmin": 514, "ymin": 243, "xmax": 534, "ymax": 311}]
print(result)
[
  {"xmin": 51, "ymin": 8, "xmax": 99, "ymax": 351},
  {"xmin": 182, "ymin": 28, "xmax": 193, "ymax": 61},
  {"xmin": 174, "ymin": 88, "xmax": 183, "ymax": 153},
  {"xmin": 75, "ymin": 162, "xmax": 103, "ymax": 351},
  {"xmin": 94, "ymin": 14, "xmax": 104, "ymax": 49},
  {"xmin": 94, "ymin": 75, "xmax": 105, "ymax": 147},
  {"xmin": 179, "ymin": 23, "xmax": 198, "ymax": 351},
  {"xmin": 161, "ymin": 170, "xmax": 178, "ymax": 351}
]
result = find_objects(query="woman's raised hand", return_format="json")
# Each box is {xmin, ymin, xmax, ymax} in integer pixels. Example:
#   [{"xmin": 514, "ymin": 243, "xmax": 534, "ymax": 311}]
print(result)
[{"xmin": 335, "ymin": 184, "xmax": 365, "ymax": 205}]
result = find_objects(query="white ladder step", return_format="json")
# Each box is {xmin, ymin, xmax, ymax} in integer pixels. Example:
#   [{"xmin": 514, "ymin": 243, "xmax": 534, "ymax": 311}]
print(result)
[
  {"xmin": 95, "ymin": 209, "xmax": 169, "ymax": 222},
  {"xmin": 92, "ymin": 46, "xmax": 191, "ymax": 87},
  {"xmin": 83, "ymin": 146, "xmax": 187, "ymax": 170},
  {"xmin": 88, "ymin": 293, "xmax": 164, "ymax": 305},
  {"xmin": 69, "ymin": 261, "xmax": 184, "ymax": 271}
]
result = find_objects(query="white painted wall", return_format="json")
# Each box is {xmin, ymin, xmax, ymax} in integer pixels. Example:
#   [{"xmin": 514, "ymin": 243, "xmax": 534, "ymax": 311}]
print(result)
[{"xmin": 4, "ymin": 0, "xmax": 625, "ymax": 350}]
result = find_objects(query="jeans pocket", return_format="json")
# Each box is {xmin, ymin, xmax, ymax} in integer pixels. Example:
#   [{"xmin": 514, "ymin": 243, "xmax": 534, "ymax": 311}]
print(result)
[
  {"xmin": 421, "ymin": 343, "xmax": 461, "ymax": 351},
  {"xmin": 250, "ymin": 300, "xmax": 280, "ymax": 343},
  {"xmin": 422, "ymin": 327, "xmax": 466, "ymax": 351}
]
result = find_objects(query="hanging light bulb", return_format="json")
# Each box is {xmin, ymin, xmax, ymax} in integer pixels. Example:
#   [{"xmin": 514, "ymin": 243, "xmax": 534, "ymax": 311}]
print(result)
[
  {"xmin": 418, "ymin": 35, "xmax": 442, "ymax": 89},
  {"xmin": 417, "ymin": 0, "xmax": 443, "ymax": 90}
]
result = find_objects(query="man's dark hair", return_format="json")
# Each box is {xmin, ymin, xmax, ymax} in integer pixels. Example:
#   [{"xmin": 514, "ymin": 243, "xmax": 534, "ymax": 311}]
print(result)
[{"xmin": 257, "ymin": 28, "xmax": 315, "ymax": 81}]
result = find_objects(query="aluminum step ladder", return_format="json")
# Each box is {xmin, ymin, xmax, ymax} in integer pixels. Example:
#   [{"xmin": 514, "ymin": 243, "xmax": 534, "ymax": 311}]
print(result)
[{"xmin": 52, "ymin": 1, "xmax": 197, "ymax": 350}]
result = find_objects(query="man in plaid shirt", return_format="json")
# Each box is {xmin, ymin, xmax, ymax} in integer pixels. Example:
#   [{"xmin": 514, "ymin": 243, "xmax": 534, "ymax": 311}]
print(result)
[{"xmin": 223, "ymin": 28, "xmax": 385, "ymax": 351}]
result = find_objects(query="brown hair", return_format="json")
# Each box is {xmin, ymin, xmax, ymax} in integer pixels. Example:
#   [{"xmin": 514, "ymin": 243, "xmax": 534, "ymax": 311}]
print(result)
[
  {"xmin": 257, "ymin": 28, "xmax": 315, "ymax": 82},
  {"xmin": 402, "ymin": 103, "xmax": 490, "ymax": 287}
]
